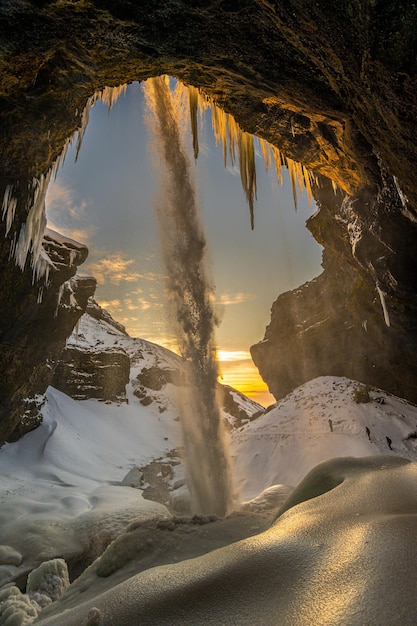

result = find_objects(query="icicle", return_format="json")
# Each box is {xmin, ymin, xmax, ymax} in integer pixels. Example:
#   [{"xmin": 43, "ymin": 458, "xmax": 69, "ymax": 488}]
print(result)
[
  {"xmin": 75, "ymin": 93, "xmax": 96, "ymax": 162},
  {"xmin": 13, "ymin": 173, "xmax": 51, "ymax": 276},
  {"xmin": 376, "ymin": 284, "xmax": 391, "ymax": 328},
  {"xmin": 1, "ymin": 185, "xmax": 18, "ymax": 235},
  {"xmin": 184, "ymin": 80, "xmax": 318, "ymax": 217},
  {"xmin": 188, "ymin": 85, "xmax": 200, "ymax": 160},
  {"xmin": 75, "ymin": 85, "xmax": 128, "ymax": 162},
  {"xmin": 1, "ymin": 82, "xmax": 131, "ymax": 295},
  {"xmin": 286, "ymin": 158, "xmax": 299, "ymax": 210},
  {"xmin": 303, "ymin": 164, "xmax": 314, "ymax": 206},
  {"xmin": 258, "ymin": 138, "xmax": 271, "ymax": 171},
  {"xmin": 55, "ymin": 281, "xmax": 66, "ymax": 317},
  {"xmin": 272, "ymin": 146, "xmax": 284, "ymax": 185},
  {"xmin": 69, "ymin": 249, "xmax": 77, "ymax": 266},
  {"xmin": 238, "ymin": 131, "xmax": 257, "ymax": 229},
  {"xmin": 99, "ymin": 84, "xmax": 127, "ymax": 111}
]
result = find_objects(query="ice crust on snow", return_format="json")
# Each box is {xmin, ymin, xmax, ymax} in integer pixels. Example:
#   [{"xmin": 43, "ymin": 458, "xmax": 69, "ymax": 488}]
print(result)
[{"xmin": 0, "ymin": 559, "xmax": 69, "ymax": 625}]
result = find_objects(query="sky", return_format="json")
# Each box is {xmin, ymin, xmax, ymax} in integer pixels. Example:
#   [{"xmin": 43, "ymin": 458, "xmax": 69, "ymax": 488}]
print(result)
[{"xmin": 46, "ymin": 80, "xmax": 323, "ymax": 406}]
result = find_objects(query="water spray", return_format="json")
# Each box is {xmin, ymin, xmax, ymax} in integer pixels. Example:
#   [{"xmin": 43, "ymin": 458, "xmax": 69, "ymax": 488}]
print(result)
[{"xmin": 143, "ymin": 76, "xmax": 237, "ymax": 517}]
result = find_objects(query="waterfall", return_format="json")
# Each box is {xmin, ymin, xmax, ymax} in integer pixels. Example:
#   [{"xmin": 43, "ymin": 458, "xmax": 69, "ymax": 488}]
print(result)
[{"xmin": 143, "ymin": 76, "xmax": 237, "ymax": 517}]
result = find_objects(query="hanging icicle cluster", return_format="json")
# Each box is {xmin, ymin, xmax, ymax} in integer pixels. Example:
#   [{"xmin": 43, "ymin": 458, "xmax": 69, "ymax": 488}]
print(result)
[
  {"xmin": 1, "ymin": 84, "xmax": 128, "ymax": 289},
  {"xmin": 173, "ymin": 78, "xmax": 323, "ymax": 229},
  {"xmin": 1, "ymin": 77, "xmax": 332, "ymax": 290}
]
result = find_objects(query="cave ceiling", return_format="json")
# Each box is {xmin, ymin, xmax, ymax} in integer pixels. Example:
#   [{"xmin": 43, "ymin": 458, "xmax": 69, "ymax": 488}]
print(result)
[
  {"xmin": 1, "ymin": 0, "xmax": 417, "ymax": 442},
  {"xmin": 1, "ymin": 0, "xmax": 416, "ymax": 199}
]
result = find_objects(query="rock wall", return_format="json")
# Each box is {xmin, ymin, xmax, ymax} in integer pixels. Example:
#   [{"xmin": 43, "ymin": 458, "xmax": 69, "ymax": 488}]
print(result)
[
  {"xmin": 0, "ymin": 230, "xmax": 96, "ymax": 443},
  {"xmin": 252, "ymin": 179, "xmax": 417, "ymax": 402},
  {"xmin": 52, "ymin": 345, "xmax": 130, "ymax": 402}
]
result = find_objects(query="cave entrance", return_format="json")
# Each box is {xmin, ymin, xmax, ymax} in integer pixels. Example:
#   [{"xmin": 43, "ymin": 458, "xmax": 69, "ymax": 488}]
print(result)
[{"xmin": 45, "ymin": 78, "xmax": 323, "ymax": 407}]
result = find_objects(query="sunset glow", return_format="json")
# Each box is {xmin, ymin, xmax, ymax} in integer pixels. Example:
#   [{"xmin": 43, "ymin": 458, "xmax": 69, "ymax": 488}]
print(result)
[
  {"xmin": 46, "ymin": 80, "xmax": 321, "ymax": 410},
  {"xmin": 216, "ymin": 350, "xmax": 275, "ymax": 406}
]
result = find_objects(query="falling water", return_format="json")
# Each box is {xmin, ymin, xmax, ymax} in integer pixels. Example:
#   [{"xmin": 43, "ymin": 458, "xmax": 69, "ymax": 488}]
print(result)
[{"xmin": 143, "ymin": 76, "xmax": 237, "ymax": 517}]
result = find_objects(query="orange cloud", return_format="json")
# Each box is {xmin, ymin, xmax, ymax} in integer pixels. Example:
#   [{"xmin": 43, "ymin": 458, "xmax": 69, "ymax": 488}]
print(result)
[
  {"xmin": 97, "ymin": 299, "xmax": 122, "ymax": 313},
  {"xmin": 217, "ymin": 292, "xmax": 255, "ymax": 306},
  {"xmin": 86, "ymin": 254, "xmax": 142, "ymax": 285}
]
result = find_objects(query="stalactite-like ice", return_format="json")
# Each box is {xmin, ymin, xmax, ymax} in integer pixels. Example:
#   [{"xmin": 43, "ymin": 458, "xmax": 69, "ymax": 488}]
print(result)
[
  {"xmin": 376, "ymin": 284, "xmax": 391, "ymax": 328},
  {"xmin": 1, "ymin": 84, "xmax": 128, "ymax": 289}
]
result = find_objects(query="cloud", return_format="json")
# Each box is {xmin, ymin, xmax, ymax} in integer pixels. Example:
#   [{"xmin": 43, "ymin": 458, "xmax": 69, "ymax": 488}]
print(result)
[
  {"xmin": 216, "ymin": 350, "xmax": 252, "ymax": 362},
  {"xmin": 136, "ymin": 297, "xmax": 163, "ymax": 311},
  {"xmin": 86, "ymin": 254, "xmax": 142, "ymax": 285},
  {"xmin": 141, "ymin": 272, "xmax": 167, "ymax": 282},
  {"xmin": 46, "ymin": 181, "xmax": 87, "ymax": 220},
  {"xmin": 225, "ymin": 163, "xmax": 240, "ymax": 177},
  {"xmin": 217, "ymin": 292, "xmax": 255, "ymax": 306},
  {"xmin": 124, "ymin": 296, "xmax": 163, "ymax": 311},
  {"xmin": 50, "ymin": 227, "xmax": 94, "ymax": 245},
  {"xmin": 97, "ymin": 299, "xmax": 122, "ymax": 313},
  {"xmin": 46, "ymin": 180, "xmax": 95, "ymax": 244}
]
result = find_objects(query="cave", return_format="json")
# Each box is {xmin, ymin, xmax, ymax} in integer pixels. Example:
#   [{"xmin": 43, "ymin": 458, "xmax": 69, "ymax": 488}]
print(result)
[
  {"xmin": 1, "ymin": 1, "xmax": 417, "ymax": 623},
  {"xmin": 2, "ymin": 0, "xmax": 417, "ymax": 443}
]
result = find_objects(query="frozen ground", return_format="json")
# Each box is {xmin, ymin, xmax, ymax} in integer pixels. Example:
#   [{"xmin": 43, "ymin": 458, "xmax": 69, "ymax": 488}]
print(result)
[
  {"xmin": 1, "ymin": 310, "xmax": 417, "ymax": 624},
  {"xmin": 35, "ymin": 455, "xmax": 417, "ymax": 626}
]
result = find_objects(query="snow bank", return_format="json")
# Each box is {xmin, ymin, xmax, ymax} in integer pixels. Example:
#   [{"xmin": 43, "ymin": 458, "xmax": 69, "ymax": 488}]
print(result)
[
  {"xmin": 35, "ymin": 456, "xmax": 417, "ymax": 625},
  {"xmin": 2, "ymin": 309, "xmax": 417, "ymax": 624}
]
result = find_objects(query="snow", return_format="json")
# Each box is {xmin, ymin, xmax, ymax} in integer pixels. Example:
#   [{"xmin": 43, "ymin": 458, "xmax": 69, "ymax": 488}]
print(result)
[
  {"xmin": 2, "ymin": 310, "xmax": 417, "ymax": 623},
  {"xmin": 233, "ymin": 376, "xmax": 417, "ymax": 498},
  {"xmin": 0, "ymin": 559, "xmax": 69, "ymax": 625},
  {"xmin": 34, "ymin": 457, "xmax": 417, "ymax": 626},
  {"xmin": 43, "ymin": 228, "xmax": 87, "ymax": 252}
]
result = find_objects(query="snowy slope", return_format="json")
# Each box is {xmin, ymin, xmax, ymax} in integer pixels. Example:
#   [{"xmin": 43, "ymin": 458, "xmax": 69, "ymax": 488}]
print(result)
[
  {"xmin": 2, "ymin": 307, "xmax": 417, "ymax": 609},
  {"xmin": 233, "ymin": 376, "xmax": 417, "ymax": 498},
  {"xmin": 0, "ymin": 309, "xmax": 263, "ymax": 589},
  {"xmin": 68, "ymin": 309, "xmax": 263, "ymax": 426}
]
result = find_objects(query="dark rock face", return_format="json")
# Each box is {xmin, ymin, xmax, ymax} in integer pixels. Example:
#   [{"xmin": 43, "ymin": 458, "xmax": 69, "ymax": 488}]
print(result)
[
  {"xmin": 1, "ymin": 1, "xmax": 417, "ymax": 431},
  {"xmin": 221, "ymin": 386, "xmax": 263, "ymax": 428},
  {"xmin": 0, "ymin": 230, "xmax": 96, "ymax": 443},
  {"xmin": 252, "ymin": 180, "xmax": 417, "ymax": 403},
  {"xmin": 136, "ymin": 366, "xmax": 187, "ymax": 391},
  {"xmin": 52, "ymin": 345, "xmax": 130, "ymax": 402}
]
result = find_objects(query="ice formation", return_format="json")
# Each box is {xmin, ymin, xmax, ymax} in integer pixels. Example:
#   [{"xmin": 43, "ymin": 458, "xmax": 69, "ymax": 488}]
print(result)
[
  {"xmin": 1, "ymin": 85, "xmax": 128, "ymax": 288},
  {"xmin": 0, "ymin": 559, "xmax": 69, "ymax": 626},
  {"xmin": 376, "ymin": 283, "xmax": 391, "ymax": 327}
]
